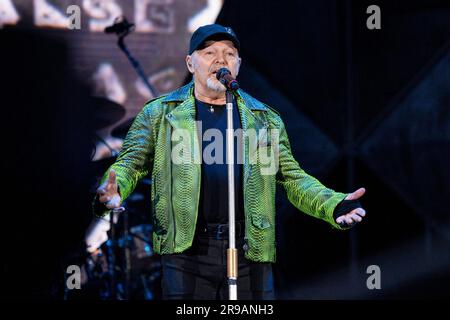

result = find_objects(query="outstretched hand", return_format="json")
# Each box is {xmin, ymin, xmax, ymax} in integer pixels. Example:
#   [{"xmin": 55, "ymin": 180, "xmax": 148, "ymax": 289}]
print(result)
[
  {"xmin": 335, "ymin": 187, "xmax": 366, "ymax": 226},
  {"xmin": 96, "ymin": 170, "xmax": 122, "ymax": 210}
]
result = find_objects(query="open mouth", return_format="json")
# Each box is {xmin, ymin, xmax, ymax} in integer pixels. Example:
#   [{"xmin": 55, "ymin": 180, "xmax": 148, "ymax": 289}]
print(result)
[{"xmin": 210, "ymin": 71, "xmax": 219, "ymax": 79}]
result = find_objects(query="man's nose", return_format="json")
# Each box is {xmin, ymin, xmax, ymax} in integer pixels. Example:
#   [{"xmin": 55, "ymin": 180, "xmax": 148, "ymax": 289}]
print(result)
[{"xmin": 214, "ymin": 53, "xmax": 227, "ymax": 65}]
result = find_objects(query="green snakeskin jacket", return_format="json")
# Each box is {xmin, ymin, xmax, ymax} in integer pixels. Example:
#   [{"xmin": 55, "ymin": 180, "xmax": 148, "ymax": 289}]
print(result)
[{"xmin": 99, "ymin": 81, "xmax": 348, "ymax": 262}]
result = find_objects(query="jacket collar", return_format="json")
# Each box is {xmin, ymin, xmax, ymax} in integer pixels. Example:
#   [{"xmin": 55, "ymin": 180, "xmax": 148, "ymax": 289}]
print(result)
[
  {"xmin": 162, "ymin": 81, "xmax": 193, "ymax": 103},
  {"xmin": 162, "ymin": 81, "xmax": 268, "ymax": 112},
  {"xmin": 163, "ymin": 81, "xmax": 269, "ymax": 177}
]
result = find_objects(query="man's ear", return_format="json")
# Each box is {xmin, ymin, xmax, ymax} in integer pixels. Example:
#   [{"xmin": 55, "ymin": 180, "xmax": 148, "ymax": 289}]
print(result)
[{"xmin": 186, "ymin": 55, "xmax": 194, "ymax": 73}]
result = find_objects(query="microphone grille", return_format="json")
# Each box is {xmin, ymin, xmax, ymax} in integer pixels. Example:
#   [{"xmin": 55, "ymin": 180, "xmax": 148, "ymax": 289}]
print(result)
[{"xmin": 216, "ymin": 67, "xmax": 230, "ymax": 80}]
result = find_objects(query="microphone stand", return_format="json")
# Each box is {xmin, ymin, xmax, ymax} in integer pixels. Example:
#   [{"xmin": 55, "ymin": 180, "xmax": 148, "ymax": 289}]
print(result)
[
  {"xmin": 105, "ymin": 207, "xmax": 125, "ymax": 299},
  {"xmin": 226, "ymin": 90, "xmax": 238, "ymax": 300},
  {"xmin": 106, "ymin": 212, "xmax": 116, "ymax": 299},
  {"xmin": 105, "ymin": 18, "xmax": 156, "ymax": 298},
  {"xmin": 122, "ymin": 207, "xmax": 131, "ymax": 299},
  {"xmin": 117, "ymin": 34, "xmax": 158, "ymax": 98}
]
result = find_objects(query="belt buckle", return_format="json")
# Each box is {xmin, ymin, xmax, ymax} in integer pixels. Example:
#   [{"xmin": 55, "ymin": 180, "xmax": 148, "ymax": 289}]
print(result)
[{"xmin": 216, "ymin": 224, "xmax": 226, "ymax": 240}]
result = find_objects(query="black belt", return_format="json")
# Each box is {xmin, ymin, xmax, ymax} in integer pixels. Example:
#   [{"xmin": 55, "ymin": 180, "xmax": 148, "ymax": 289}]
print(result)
[{"xmin": 198, "ymin": 220, "xmax": 245, "ymax": 240}]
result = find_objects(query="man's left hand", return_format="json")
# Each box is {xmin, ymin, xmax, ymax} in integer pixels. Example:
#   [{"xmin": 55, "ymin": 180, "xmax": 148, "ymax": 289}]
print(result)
[{"xmin": 335, "ymin": 187, "xmax": 366, "ymax": 225}]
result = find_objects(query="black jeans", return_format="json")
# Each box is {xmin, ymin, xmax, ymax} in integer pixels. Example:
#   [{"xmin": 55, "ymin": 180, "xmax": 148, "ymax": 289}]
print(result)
[{"xmin": 160, "ymin": 226, "xmax": 274, "ymax": 300}]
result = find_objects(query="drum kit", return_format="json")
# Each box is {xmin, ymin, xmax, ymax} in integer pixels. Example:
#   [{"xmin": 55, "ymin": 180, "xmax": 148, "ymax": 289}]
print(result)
[
  {"xmin": 67, "ymin": 16, "xmax": 163, "ymax": 300},
  {"xmin": 76, "ymin": 96, "xmax": 161, "ymax": 300}
]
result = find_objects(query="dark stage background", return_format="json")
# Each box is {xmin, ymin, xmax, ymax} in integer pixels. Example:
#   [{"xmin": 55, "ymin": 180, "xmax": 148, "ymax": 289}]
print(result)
[{"xmin": 0, "ymin": 0, "xmax": 449, "ymax": 299}]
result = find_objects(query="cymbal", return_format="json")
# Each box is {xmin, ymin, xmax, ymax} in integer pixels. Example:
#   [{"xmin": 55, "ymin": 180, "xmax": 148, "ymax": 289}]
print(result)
[
  {"xmin": 91, "ymin": 96, "xmax": 126, "ymax": 129},
  {"xmin": 111, "ymin": 117, "xmax": 135, "ymax": 139},
  {"xmin": 91, "ymin": 135, "xmax": 123, "ymax": 161}
]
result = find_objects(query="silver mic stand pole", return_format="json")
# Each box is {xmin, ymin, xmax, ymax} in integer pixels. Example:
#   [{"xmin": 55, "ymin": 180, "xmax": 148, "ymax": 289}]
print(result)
[{"xmin": 225, "ymin": 90, "xmax": 238, "ymax": 300}]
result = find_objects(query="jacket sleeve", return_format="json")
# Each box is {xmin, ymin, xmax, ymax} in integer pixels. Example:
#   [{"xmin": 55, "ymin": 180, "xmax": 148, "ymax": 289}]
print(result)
[
  {"xmin": 97, "ymin": 103, "xmax": 155, "ymax": 212},
  {"xmin": 274, "ymin": 116, "xmax": 347, "ymax": 229}
]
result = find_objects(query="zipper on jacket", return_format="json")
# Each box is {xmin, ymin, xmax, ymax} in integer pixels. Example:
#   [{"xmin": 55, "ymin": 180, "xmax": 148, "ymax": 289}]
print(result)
[
  {"xmin": 243, "ymin": 164, "xmax": 252, "ymax": 255},
  {"xmin": 171, "ymin": 200, "xmax": 176, "ymax": 251},
  {"xmin": 168, "ymin": 124, "xmax": 176, "ymax": 252}
]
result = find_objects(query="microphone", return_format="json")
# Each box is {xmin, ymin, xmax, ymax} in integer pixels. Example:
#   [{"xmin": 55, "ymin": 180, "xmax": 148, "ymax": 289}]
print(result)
[
  {"xmin": 216, "ymin": 68, "xmax": 239, "ymax": 91},
  {"xmin": 104, "ymin": 17, "xmax": 135, "ymax": 35}
]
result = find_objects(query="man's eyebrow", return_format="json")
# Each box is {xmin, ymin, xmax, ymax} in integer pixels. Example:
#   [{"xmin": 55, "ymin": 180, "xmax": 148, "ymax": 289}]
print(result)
[{"xmin": 202, "ymin": 46, "xmax": 215, "ymax": 52}]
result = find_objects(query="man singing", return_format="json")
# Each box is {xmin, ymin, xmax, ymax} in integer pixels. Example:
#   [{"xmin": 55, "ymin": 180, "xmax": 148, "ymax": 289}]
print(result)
[{"xmin": 95, "ymin": 24, "xmax": 366, "ymax": 300}]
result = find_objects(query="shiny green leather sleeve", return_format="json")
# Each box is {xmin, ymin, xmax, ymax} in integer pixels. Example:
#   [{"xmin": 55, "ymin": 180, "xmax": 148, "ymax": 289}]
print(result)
[
  {"xmin": 100, "ymin": 102, "xmax": 155, "ymax": 205},
  {"xmin": 274, "ymin": 115, "xmax": 347, "ymax": 229}
]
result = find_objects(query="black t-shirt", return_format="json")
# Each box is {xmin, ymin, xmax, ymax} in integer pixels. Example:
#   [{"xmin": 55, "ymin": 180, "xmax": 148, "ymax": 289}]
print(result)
[{"xmin": 195, "ymin": 98, "xmax": 245, "ymax": 224}]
